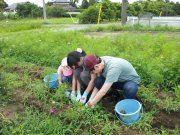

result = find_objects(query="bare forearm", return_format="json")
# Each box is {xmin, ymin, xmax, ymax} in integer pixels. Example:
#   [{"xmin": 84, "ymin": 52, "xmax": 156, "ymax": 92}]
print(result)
[
  {"xmin": 72, "ymin": 73, "xmax": 76, "ymax": 91},
  {"xmin": 86, "ymin": 80, "xmax": 94, "ymax": 93},
  {"xmin": 91, "ymin": 90, "xmax": 106, "ymax": 104},
  {"xmin": 90, "ymin": 83, "xmax": 112, "ymax": 105},
  {"xmin": 59, "ymin": 72, "xmax": 62, "ymax": 83},
  {"xmin": 77, "ymin": 80, "xmax": 81, "ymax": 90}
]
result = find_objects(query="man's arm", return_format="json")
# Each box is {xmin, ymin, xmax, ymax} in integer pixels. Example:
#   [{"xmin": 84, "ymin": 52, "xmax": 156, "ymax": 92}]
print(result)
[{"xmin": 90, "ymin": 83, "xmax": 112, "ymax": 105}]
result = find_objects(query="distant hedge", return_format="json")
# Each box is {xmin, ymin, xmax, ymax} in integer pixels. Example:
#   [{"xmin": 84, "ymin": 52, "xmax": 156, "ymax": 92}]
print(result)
[{"xmin": 78, "ymin": 5, "xmax": 99, "ymax": 24}]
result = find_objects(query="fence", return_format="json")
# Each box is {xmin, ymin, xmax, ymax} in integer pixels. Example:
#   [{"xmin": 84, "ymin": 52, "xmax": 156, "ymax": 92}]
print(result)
[{"xmin": 127, "ymin": 16, "xmax": 180, "ymax": 26}]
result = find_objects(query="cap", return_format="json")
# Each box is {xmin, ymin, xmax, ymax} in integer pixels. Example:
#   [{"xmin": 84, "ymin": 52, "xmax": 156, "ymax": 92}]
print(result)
[
  {"xmin": 76, "ymin": 48, "xmax": 82, "ymax": 53},
  {"xmin": 61, "ymin": 57, "xmax": 68, "ymax": 66},
  {"xmin": 84, "ymin": 55, "xmax": 98, "ymax": 71}
]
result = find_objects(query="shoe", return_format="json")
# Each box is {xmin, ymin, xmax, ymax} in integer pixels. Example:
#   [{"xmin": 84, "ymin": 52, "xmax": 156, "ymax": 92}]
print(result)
[
  {"xmin": 71, "ymin": 92, "xmax": 76, "ymax": 101},
  {"xmin": 76, "ymin": 94, "xmax": 81, "ymax": 101},
  {"xmin": 65, "ymin": 91, "xmax": 70, "ymax": 97}
]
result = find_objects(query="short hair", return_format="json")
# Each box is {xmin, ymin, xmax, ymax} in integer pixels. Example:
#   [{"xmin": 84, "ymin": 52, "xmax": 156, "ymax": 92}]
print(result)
[
  {"xmin": 67, "ymin": 51, "xmax": 82, "ymax": 68},
  {"xmin": 81, "ymin": 50, "xmax": 86, "ymax": 57},
  {"xmin": 96, "ymin": 55, "xmax": 101, "ymax": 64}
]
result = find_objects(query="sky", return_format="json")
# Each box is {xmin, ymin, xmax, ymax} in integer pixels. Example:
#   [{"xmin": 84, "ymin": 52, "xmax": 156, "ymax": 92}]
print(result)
[{"xmin": 4, "ymin": 0, "xmax": 180, "ymax": 7}]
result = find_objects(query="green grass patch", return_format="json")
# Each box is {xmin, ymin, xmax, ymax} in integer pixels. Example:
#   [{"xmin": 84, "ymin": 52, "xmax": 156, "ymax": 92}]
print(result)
[
  {"xmin": 0, "ymin": 18, "xmax": 77, "ymax": 34},
  {"xmin": 46, "ymin": 17, "xmax": 78, "ymax": 24},
  {"xmin": 82, "ymin": 24, "xmax": 180, "ymax": 32},
  {"xmin": 0, "ymin": 19, "xmax": 180, "ymax": 134}
]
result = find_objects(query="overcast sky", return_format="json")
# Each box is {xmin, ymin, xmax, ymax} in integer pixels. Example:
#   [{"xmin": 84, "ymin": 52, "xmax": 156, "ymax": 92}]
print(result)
[{"xmin": 4, "ymin": 0, "xmax": 180, "ymax": 7}]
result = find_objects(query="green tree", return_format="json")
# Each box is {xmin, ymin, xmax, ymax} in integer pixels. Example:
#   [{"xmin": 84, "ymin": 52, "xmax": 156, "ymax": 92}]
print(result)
[
  {"xmin": 101, "ymin": 0, "xmax": 120, "ymax": 21},
  {"xmin": 173, "ymin": 2, "xmax": 180, "ymax": 15},
  {"xmin": 89, "ymin": 0, "xmax": 97, "ymax": 6},
  {"xmin": 127, "ymin": 0, "xmax": 178, "ymax": 16},
  {"xmin": 78, "ymin": 5, "xmax": 99, "ymax": 23},
  {"xmin": 81, "ymin": 0, "xmax": 97, "ymax": 9},
  {"xmin": 0, "ymin": 0, "xmax": 7, "ymax": 11},
  {"xmin": 16, "ymin": 2, "xmax": 42, "ymax": 18},
  {"xmin": 130, "ymin": 1, "xmax": 143, "ymax": 16},
  {"xmin": 102, "ymin": 0, "xmax": 114, "ymax": 21},
  {"xmin": 46, "ymin": 5, "xmax": 66, "ymax": 17},
  {"xmin": 81, "ymin": 0, "xmax": 89, "ymax": 9},
  {"xmin": 70, "ymin": 0, "xmax": 79, "ymax": 7}
]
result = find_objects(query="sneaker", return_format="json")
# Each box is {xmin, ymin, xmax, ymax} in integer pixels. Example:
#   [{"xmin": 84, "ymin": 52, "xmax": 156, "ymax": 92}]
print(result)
[
  {"xmin": 76, "ymin": 94, "xmax": 81, "ymax": 101},
  {"xmin": 65, "ymin": 91, "xmax": 71, "ymax": 97},
  {"xmin": 71, "ymin": 92, "xmax": 76, "ymax": 101}
]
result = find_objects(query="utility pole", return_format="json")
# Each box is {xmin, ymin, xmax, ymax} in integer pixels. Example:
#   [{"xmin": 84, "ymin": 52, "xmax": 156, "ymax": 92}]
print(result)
[
  {"xmin": 42, "ymin": 0, "xmax": 47, "ymax": 23},
  {"xmin": 121, "ymin": 0, "xmax": 127, "ymax": 25}
]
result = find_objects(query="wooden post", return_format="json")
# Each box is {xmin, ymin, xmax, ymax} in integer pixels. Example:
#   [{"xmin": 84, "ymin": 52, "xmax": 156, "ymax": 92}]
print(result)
[
  {"xmin": 42, "ymin": 0, "xmax": 47, "ymax": 23},
  {"xmin": 121, "ymin": 0, "xmax": 127, "ymax": 25}
]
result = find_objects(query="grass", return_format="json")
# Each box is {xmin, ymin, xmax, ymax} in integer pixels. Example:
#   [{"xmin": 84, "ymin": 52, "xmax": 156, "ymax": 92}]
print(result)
[
  {"xmin": 0, "ymin": 18, "xmax": 180, "ymax": 134},
  {"xmin": 0, "ymin": 18, "xmax": 77, "ymax": 34},
  {"xmin": 46, "ymin": 17, "xmax": 78, "ymax": 24},
  {"xmin": 82, "ymin": 24, "xmax": 180, "ymax": 32}
]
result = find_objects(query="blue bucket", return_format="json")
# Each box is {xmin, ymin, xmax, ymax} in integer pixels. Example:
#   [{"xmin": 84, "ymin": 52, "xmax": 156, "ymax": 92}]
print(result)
[
  {"xmin": 115, "ymin": 99, "xmax": 143, "ymax": 125},
  {"xmin": 43, "ymin": 73, "xmax": 59, "ymax": 89}
]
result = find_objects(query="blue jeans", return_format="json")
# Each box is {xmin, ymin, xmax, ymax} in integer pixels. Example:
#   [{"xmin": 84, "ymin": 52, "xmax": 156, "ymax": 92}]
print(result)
[
  {"xmin": 94, "ymin": 76, "xmax": 138, "ymax": 99},
  {"xmin": 62, "ymin": 74, "xmax": 72, "ymax": 83}
]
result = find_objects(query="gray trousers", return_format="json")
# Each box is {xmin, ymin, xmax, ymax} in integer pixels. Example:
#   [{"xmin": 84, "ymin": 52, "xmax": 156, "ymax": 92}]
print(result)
[{"xmin": 75, "ymin": 67, "xmax": 90, "ymax": 90}]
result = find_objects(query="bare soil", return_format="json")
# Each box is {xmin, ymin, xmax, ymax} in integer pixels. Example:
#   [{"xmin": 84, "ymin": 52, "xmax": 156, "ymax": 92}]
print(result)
[
  {"xmin": 152, "ymin": 111, "xmax": 180, "ymax": 130},
  {"xmin": 0, "ymin": 89, "xmax": 25, "ymax": 119}
]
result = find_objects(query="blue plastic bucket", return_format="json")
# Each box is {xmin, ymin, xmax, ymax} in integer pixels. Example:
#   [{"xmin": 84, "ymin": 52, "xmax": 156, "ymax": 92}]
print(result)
[
  {"xmin": 115, "ymin": 99, "xmax": 143, "ymax": 125},
  {"xmin": 43, "ymin": 73, "xmax": 59, "ymax": 89}
]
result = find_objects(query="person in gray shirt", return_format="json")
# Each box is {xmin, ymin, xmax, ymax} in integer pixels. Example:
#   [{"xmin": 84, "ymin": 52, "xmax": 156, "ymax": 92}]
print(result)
[{"xmin": 84, "ymin": 55, "xmax": 141, "ymax": 107}]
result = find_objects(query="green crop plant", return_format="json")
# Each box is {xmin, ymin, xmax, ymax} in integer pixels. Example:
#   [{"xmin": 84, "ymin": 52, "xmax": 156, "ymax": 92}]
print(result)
[
  {"xmin": 154, "ymin": 126, "xmax": 180, "ymax": 135},
  {"xmin": 49, "ymin": 83, "xmax": 72, "ymax": 106},
  {"xmin": 174, "ymin": 85, "xmax": 180, "ymax": 101},
  {"xmin": 131, "ymin": 109, "xmax": 157, "ymax": 132},
  {"xmin": 1, "ymin": 72, "xmax": 24, "ymax": 90},
  {"xmin": 62, "ymin": 103, "xmax": 119, "ymax": 134},
  {"xmin": 31, "ymin": 79, "xmax": 49, "ymax": 102},
  {"xmin": 1, "ymin": 19, "xmax": 180, "ymax": 134},
  {"xmin": 161, "ymin": 97, "xmax": 180, "ymax": 112},
  {"xmin": 138, "ymin": 86, "xmax": 160, "ymax": 106}
]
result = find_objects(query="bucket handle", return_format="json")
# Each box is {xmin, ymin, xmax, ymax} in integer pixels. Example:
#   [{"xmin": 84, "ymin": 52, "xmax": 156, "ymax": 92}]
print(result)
[{"xmin": 115, "ymin": 105, "xmax": 143, "ymax": 125}]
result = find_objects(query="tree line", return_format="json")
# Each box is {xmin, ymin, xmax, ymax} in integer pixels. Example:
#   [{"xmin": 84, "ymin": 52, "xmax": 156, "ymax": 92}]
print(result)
[{"xmin": 0, "ymin": 0, "xmax": 179, "ymax": 20}]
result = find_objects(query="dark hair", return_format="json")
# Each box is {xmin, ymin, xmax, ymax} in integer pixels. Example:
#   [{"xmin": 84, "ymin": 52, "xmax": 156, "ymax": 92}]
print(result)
[
  {"xmin": 81, "ymin": 50, "xmax": 86, "ymax": 57},
  {"xmin": 96, "ymin": 55, "xmax": 101, "ymax": 64},
  {"xmin": 67, "ymin": 51, "xmax": 82, "ymax": 68}
]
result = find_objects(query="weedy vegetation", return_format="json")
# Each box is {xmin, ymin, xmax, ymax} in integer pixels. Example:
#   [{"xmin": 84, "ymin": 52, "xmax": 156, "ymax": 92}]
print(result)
[{"xmin": 0, "ymin": 19, "xmax": 180, "ymax": 134}]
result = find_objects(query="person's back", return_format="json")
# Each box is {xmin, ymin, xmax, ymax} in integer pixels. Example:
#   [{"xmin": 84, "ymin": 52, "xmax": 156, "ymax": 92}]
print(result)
[{"xmin": 101, "ymin": 56, "xmax": 140, "ymax": 84}]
